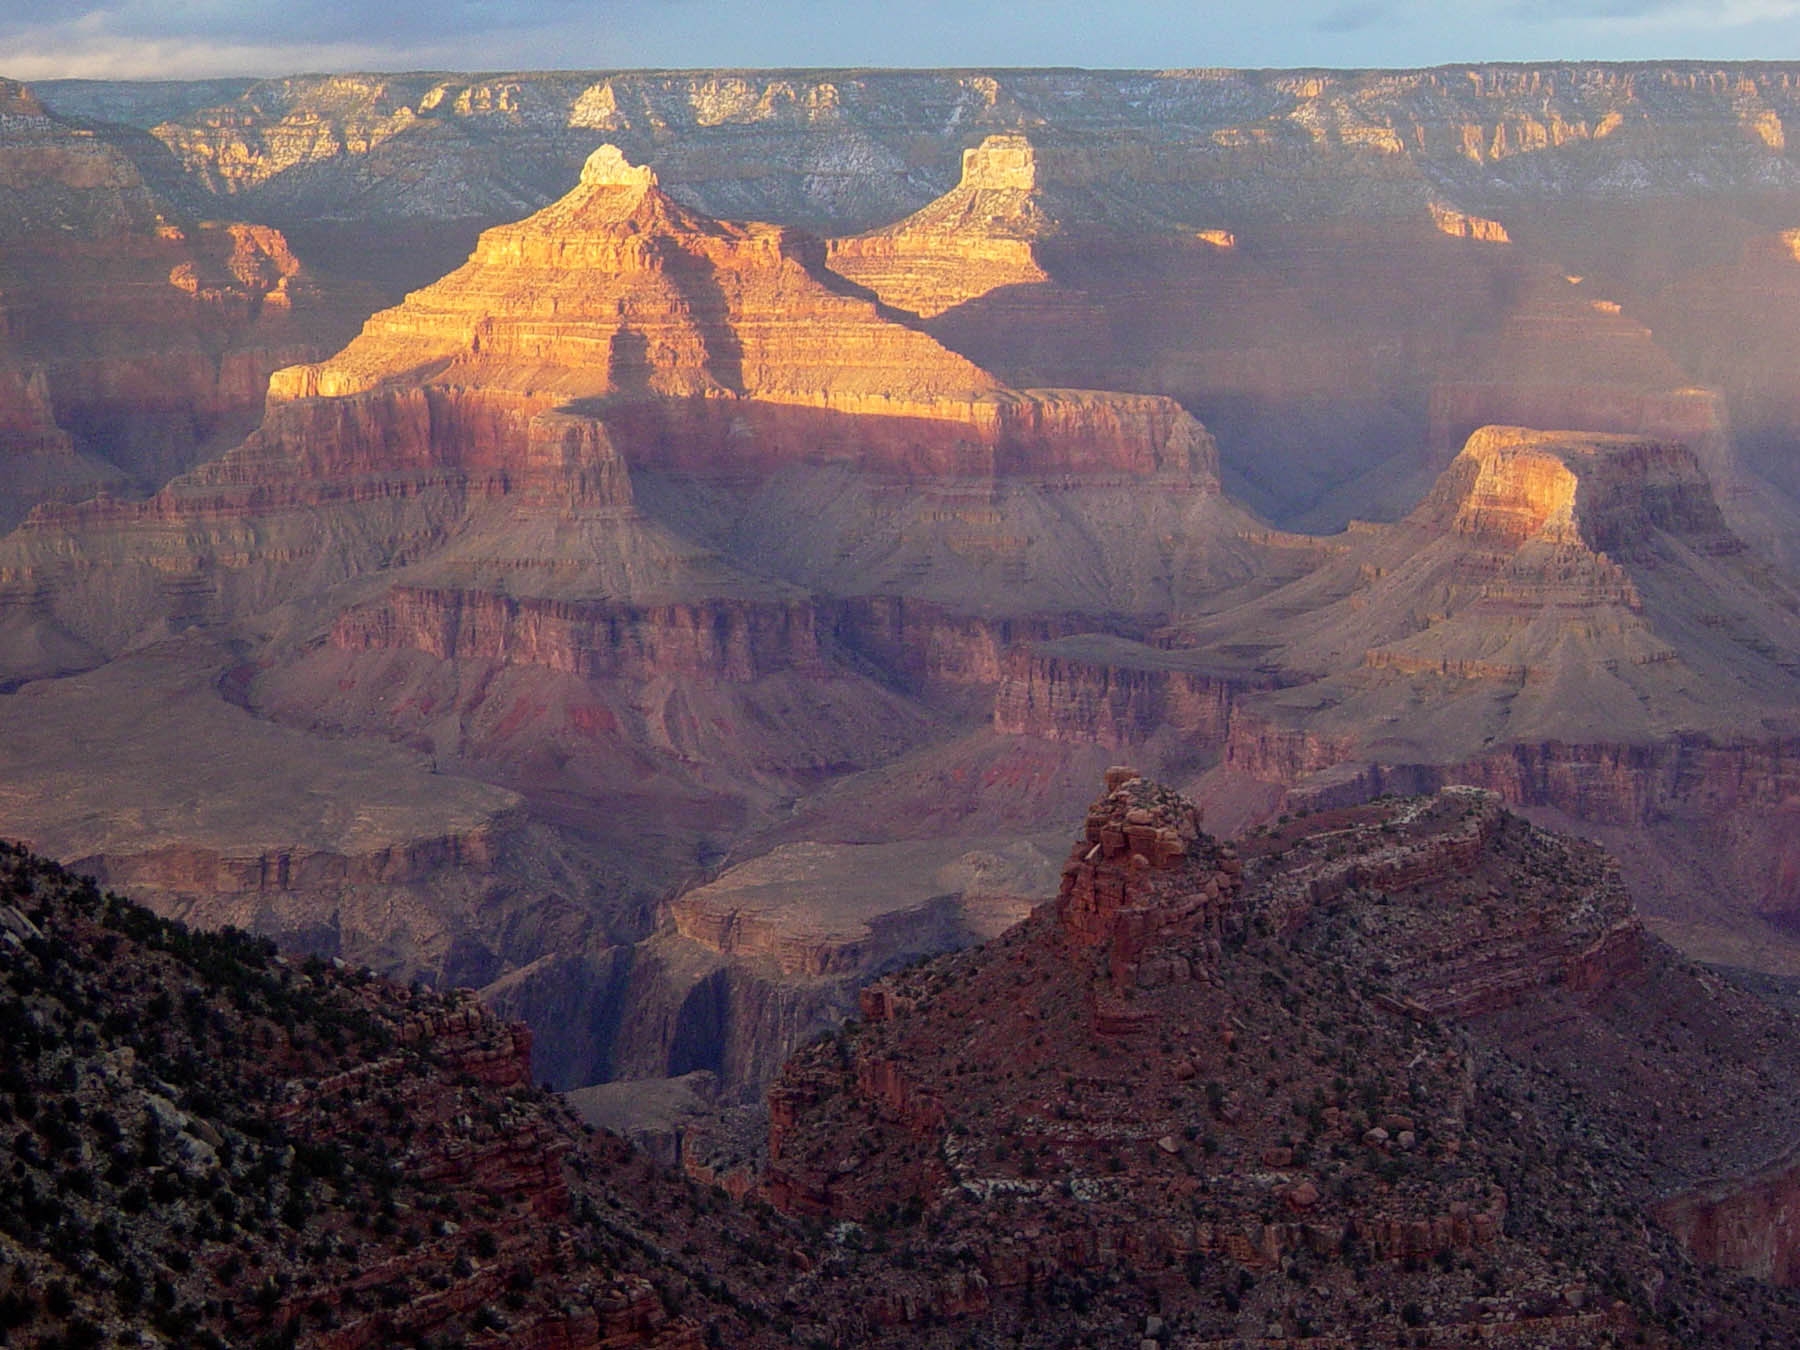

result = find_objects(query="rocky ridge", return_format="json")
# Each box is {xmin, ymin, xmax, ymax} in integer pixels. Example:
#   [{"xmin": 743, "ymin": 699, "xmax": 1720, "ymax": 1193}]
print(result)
[
  {"xmin": 0, "ymin": 842, "xmax": 801, "ymax": 1349},
  {"xmin": 39, "ymin": 66, "xmax": 1800, "ymax": 230},
  {"xmin": 12, "ymin": 767, "xmax": 1800, "ymax": 1345},
  {"xmin": 763, "ymin": 772, "xmax": 1800, "ymax": 1344}
]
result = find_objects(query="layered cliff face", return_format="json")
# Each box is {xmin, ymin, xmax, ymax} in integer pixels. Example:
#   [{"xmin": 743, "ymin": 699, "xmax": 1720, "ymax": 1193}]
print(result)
[
  {"xmin": 1416, "ymin": 266, "xmax": 1800, "ymax": 564},
  {"xmin": 42, "ymin": 66, "xmax": 1800, "ymax": 231},
  {"xmin": 763, "ymin": 775, "xmax": 1800, "ymax": 1343},
  {"xmin": 1097, "ymin": 423, "xmax": 1800, "ymax": 962},
  {"xmin": 825, "ymin": 134, "xmax": 1058, "ymax": 317},
  {"xmin": 0, "ymin": 78, "xmax": 369, "ymax": 528},
  {"xmin": 0, "ymin": 643, "xmax": 650, "ymax": 990},
  {"xmin": 1199, "ymin": 424, "xmax": 1800, "ymax": 753},
  {"xmin": 991, "ymin": 634, "xmax": 1285, "ymax": 747},
  {"xmin": 0, "ymin": 143, "xmax": 1237, "ymax": 665},
  {"xmin": 279, "ymin": 143, "xmax": 1003, "ymax": 416},
  {"xmin": 38, "ymin": 65, "xmax": 1800, "ymax": 527}
]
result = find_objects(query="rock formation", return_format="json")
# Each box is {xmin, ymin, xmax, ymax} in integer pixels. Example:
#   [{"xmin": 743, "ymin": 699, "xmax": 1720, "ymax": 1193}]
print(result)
[
  {"xmin": 762, "ymin": 774, "xmax": 1800, "ymax": 1344},
  {"xmin": 826, "ymin": 134, "xmax": 1058, "ymax": 317},
  {"xmin": 18, "ymin": 63, "xmax": 1800, "ymax": 1200},
  {"xmin": 40, "ymin": 65, "xmax": 1800, "ymax": 527},
  {"xmin": 0, "ymin": 137, "xmax": 1287, "ymax": 1111},
  {"xmin": 1103, "ymin": 423, "xmax": 1800, "ymax": 964},
  {"xmin": 0, "ymin": 79, "xmax": 368, "ymax": 528},
  {"xmin": 992, "ymin": 634, "xmax": 1284, "ymax": 747}
]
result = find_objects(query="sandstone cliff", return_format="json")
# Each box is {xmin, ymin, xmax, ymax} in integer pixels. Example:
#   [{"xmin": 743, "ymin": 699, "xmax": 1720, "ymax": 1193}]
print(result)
[
  {"xmin": 1127, "ymin": 424, "xmax": 1800, "ymax": 963},
  {"xmin": 39, "ymin": 65, "xmax": 1800, "ymax": 528},
  {"xmin": 0, "ymin": 78, "xmax": 369, "ymax": 528},
  {"xmin": 826, "ymin": 134, "xmax": 1059, "ymax": 317}
]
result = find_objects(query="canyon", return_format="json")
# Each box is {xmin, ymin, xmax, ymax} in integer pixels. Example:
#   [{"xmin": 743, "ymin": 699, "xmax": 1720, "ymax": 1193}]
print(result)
[
  {"xmin": 12, "ymin": 787, "xmax": 1800, "ymax": 1345},
  {"xmin": 7, "ymin": 62, "xmax": 1800, "ymax": 1264}
]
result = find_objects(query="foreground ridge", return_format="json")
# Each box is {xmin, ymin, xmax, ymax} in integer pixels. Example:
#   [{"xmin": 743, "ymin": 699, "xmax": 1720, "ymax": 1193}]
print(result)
[
  {"xmin": 0, "ymin": 842, "xmax": 806, "ymax": 1348},
  {"xmin": 765, "ymin": 773, "xmax": 1800, "ymax": 1344}
]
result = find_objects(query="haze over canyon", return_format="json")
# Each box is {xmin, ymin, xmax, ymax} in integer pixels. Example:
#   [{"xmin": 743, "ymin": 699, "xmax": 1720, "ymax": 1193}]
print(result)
[{"xmin": 8, "ymin": 60, "xmax": 1800, "ymax": 1346}]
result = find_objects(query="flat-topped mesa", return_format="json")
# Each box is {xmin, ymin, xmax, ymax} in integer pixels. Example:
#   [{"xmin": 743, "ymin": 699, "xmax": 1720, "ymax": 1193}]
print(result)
[
  {"xmin": 1428, "ymin": 425, "xmax": 1737, "ymax": 559},
  {"xmin": 1057, "ymin": 767, "xmax": 1242, "ymax": 985},
  {"xmin": 959, "ymin": 133, "xmax": 1040, "ymax": 192},
  {"xmin": 826, "ymin": 133, "xmax": 1059, "ymax": 317},
  {"xmin": 1335, "ymin": 424, "xmax": 1737, "ymax": 683}
]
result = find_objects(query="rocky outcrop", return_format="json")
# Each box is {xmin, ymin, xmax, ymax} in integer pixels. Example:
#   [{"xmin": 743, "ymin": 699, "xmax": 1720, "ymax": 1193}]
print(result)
[
  {"xmin": 41, "ymin": 64, "xmax": 1800, "ymax": 531},
  {"xmin": 1055, "ymin": 767, "xmax": 1242, "ymax": 987},
  {"xmin": 1248, "ymin": 789, "xmax": 1647, "ymax": 1017},
  {"xmin": 1428, "ymin": 201, "xmax": 1512, "ymax": 243},
  {"xmin": 1656, "ymin": 1145, "xmax": 1800, "ymax": 1286},
  {"xmin": 0, "ymin": 143, "xmax": 1227, "ymax": 667},
  {"xmin": 760, "ymin": 778, "xmax": 1800, "ymax": 1343}
]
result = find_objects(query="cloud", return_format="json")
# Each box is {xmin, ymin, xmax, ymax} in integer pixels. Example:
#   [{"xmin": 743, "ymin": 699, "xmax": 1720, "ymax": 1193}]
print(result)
[
  {"xmin": 6, "ymin": 0, "xmax": 1800, "ymax": 80},
  {"xmin": 0, "ymin": 1, "xmax": 596, "ymax": 44},
  {"xmin": 1507, "ymin": 0, "xmax": 1800, "ymax": 23},
  {"xmin": 1316, "ymin": 3, "xmax": 1391, "ymax": 32},
  {"xmin": 0, "ymin": 35, "xmax": 457, "ymax": 81},
  {"xmin": 0, "ymin": 1, "xmax": 668, "ymax": 79}
]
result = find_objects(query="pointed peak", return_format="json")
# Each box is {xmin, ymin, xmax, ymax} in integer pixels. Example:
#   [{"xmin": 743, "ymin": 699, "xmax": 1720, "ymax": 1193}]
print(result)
[
  {"xmin": 580, "ymin": 144, "xmax": 658, "ymax": 191},
  {"xmin": 959, "ymin": 134, "xmax": 1039, "ymax": 192}
]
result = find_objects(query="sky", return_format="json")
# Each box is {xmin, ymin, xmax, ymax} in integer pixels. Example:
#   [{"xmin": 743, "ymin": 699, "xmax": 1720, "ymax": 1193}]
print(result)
[{"xmin": 3, "ymin": 0, "xmax": 1800, "ymax": 82}]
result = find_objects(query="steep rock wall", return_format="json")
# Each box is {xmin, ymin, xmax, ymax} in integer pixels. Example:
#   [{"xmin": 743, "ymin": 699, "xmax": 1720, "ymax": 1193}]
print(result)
[
  {"xmin": 992, "ymin": 640, "xmax": 1281, "ymax": 746},
  {"xmin": 332, "ymin": 587, "xmax": 825, "ymax": 682}
]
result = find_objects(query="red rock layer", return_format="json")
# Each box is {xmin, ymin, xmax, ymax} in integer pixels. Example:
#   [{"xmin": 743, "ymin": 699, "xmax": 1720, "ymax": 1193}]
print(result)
[
  {"xmin": 69, "ymin": 811, "xmax": 516, "ymax": 898},
  {"xmin": 1655, "ymin": 1146, "xmax": 1800, "ymax": 1287},
  {"xmin": 992, "ymin": 639, "xmax": 1282, "ymax": 746},
  {"xmin": 333, "ymin": 586, "xmax": 824, "ymax": 682},
  {"xmin": 832, "ymin": 597, "xmax": 1104, "ymax": 695},
  {"xmin": 761, "ymin": 780, "xmax": 1689, "ymax": 1344}
]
